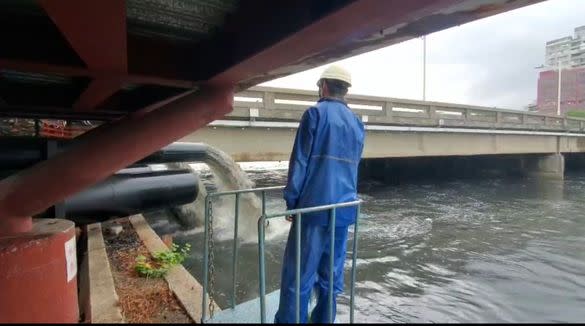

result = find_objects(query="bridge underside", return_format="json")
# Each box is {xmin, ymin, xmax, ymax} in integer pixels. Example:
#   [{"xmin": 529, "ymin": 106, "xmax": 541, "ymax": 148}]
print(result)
[{"xmin": 0, "ymin": 0, "xmax": 547, "ymax": 234}]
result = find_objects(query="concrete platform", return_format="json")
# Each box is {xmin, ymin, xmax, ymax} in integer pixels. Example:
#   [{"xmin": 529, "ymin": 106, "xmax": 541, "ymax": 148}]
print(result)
[
  {"xmin": 84, "ymin": 222, "xmax": 125, "ymax": 323},
  {"xmin": 206, "ymin": 290, "xmax": 280, "ymax": 324},
  {"xmin": 129, "ymin": 214, "xmax": 220, "ymax": 322}
]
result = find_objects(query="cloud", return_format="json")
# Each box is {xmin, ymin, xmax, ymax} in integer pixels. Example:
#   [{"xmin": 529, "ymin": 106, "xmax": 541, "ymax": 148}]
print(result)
[{"xmin": 261, "ymin": 0, "xmax": 585, "ymax": 110}]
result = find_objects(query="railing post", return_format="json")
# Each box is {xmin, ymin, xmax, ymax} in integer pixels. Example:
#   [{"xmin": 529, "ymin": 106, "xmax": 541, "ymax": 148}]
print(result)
[
  {"xmin": 495, "ymin": 112, "xmax": 503, "ymax": 124},
  {"xmin": 428, "ymin": 105, "xmax": 437, "ymax": 119},
  {"xmin": 580, "ymin": 121, "xmax": 585, "ymax": 131},
  {"xmin": 261, "ymin": 191, "xmax": 266, "ymax": 217},
  {"xmin": 258, "ymin": 215, "xmax": 267, "ymax": 324},
  {"xmin": 520, "ymin": 114, "xmax": 526, "ymax": 125},
  {"xmin": 384, "ymin": 102, "xmax": 393, "ymax": 119},
  {"xmin": 263, "ymin": 91, "xmax": 275, "ymax": 110},
  {"xmin": 562, "ymin": 118, "xmax": 568, "ymax": 130},
  {"xmin": 461, "ymin": 108, "xmax": 468, "ymax": 121},
  {"xmin": 329, "ymin": 208, "xmax": 336, "ymax": 324},
  {"xmin": 350, "ymin": 204, "xmax": 360, "ymax": 324},
  {"xmin": 259, "ymin": 190, "xmax": 267, "ymax": 323},
  {"xmin": 202, "ymin": 197, "xmax": 211, "ymax": 323},
  {"xmin": 295, "ymin": 213, "xmax": 302, "ymax": 324},
  {"xmin": 232, "ymin": 193, "xmax": 240, "ymax": 309}
]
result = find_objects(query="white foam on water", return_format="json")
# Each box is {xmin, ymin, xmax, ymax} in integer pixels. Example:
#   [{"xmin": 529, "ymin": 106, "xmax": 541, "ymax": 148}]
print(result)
[{"xmin": 238, "ymin": 161, "xmax": 289, "ymax": 171}]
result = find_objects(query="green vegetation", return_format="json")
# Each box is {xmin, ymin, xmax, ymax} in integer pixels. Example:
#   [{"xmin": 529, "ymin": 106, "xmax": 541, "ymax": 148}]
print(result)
[
  {"xmin": 566, "ymin": 110, "xmax": 585, "ymax": 118},
  {"xmin": 135, "ymin": 243, "xmax": 191, "ymax": 278}
]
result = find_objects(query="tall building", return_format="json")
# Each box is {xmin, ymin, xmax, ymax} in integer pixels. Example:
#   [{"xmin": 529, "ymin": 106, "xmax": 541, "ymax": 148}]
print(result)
[
  {"xmin": 545, "ymin": 25, "xmax": 585, "ymax": 68},
  {"xmin": 537, "ymin": 26, "xmax": 585, "ymax": 115}
]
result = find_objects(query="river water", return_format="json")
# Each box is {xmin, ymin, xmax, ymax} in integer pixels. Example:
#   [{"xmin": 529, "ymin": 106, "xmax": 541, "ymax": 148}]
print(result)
[{"xmin": 145, "ymin": 162, "xmax": 585, "ymax": 323}]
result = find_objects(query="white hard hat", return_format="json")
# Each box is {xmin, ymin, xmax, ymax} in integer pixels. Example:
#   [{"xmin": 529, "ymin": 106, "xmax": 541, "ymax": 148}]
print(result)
[{"xmin": 318, "ymin": 65, "xmax": 352, "ymax": 87}]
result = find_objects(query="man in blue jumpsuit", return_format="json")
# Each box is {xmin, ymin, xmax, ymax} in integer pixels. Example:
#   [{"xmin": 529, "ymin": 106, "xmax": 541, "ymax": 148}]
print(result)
[{"xmin": 274, "ymin": 65, "xmax": 365, "ymax": 323}]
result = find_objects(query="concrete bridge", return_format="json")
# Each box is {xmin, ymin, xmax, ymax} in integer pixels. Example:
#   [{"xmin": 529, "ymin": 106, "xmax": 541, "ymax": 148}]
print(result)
[{"xmin": 182, "ymin": 86, "xmax": 585, "ymax": 180}]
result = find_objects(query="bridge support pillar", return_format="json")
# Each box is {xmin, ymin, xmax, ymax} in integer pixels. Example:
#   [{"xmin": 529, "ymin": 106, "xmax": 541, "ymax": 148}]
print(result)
[{"xmin": 522, "ymin": 153, "xmax": 565, "ymax": 180}]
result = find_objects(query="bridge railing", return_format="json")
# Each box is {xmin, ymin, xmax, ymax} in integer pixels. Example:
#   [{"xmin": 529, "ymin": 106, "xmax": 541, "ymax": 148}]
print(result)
[{"xmin": 228, "ymin": 86, "xmax": 585, "ymax": 132}]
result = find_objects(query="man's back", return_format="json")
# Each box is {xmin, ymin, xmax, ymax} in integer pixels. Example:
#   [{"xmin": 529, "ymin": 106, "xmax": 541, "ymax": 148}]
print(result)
[
  {"xmin": 277, "ymin": 66, "xmax": 361, "ymax": 324},
  {"xmin": 284, "ymin": 98, "xmax": 365, "ymax": 226}
]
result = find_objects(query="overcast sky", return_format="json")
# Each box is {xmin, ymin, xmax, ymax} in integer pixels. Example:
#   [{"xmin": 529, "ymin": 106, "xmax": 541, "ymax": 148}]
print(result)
[{"xmin": 261, "ymin": 0, "xmax": 585, "ymax": 110}]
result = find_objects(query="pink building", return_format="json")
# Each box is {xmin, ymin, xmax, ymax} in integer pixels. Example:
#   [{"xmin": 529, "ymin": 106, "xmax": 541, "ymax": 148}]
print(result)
[{"xmin": 537, "ymin": 67, "xmax": 585, "ymax": 115}]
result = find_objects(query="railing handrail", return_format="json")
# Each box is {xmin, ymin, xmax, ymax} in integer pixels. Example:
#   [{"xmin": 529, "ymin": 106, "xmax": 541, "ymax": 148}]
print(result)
[
  {"xmin": 206, "ymin": 185, "xmax": 285, "ymax": 198},
  {"xmin": 263, "ymin": 199, "xmax": 362, "ymax": 219}
]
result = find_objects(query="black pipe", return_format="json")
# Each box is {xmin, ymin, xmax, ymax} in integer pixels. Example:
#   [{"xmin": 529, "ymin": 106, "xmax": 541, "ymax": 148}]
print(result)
[
  {"xmin": 136, "ymin": 142, "xmax": 209, "ymax": 165},
  {"xmin": 0, "ymin": 138, "xmax": 209, "ymax": 169},
  {"xmin": 62, "ymin": 169, "xmax": 199, "ymax": 223},
  {"xmin": 0, "ymin": 137, "xmax": 55, "ymax": 169}
]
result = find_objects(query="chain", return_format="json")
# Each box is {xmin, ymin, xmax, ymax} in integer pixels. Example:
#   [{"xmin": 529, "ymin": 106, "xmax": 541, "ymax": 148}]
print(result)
[{"xmin": 207, "ymin": 199, "xmax": 216, "ymax": 319}]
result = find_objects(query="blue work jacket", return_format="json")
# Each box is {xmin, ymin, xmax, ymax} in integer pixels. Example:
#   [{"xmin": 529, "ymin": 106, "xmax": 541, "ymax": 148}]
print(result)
[{"xmin": 283, "ymin": 97, "xmax": 365, "ymax": 226}]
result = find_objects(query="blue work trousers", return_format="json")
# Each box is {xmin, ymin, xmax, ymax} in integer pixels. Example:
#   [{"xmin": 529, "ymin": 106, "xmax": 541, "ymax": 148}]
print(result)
[{"xmin": 274, "ymin": 221, "xmax": 349, "ymax": 323}]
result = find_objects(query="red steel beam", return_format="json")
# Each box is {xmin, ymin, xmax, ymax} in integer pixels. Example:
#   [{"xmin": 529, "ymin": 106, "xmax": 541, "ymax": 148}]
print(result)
[
  {"xmin": 0, "ymin": 104, "xmax": 122, "ymax": 120},
  {"xmin": 0, "ymin": 86, "xmax": 233, "ymax": 234},
  {"xmin": 73, "ymin": 79, "xmax": 123, "ymax": 111},
  {"xmin": 39, "ymin": 0, "xmax": 127, "ymax": 71},
  {"xmin": 39, "ymin": 0, "xmax": 128, "ymax": 111}
]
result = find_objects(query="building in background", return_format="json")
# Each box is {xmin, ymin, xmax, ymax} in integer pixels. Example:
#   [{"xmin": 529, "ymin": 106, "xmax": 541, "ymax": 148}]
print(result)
[
  {"xmin": 526, "ymin": 102, "xmax": 538, "ymax": 112},
  {"xmin": 537, "ymin": 26, "xmax": 585, "ymax": 115},
  {"xmin": 545, "ymin": 25, "xmax": 585, "ymax": 68}
]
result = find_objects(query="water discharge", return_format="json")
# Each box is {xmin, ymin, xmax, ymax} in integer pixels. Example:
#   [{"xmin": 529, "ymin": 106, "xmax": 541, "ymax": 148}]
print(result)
[{"xmin": 164, "ymin": 145, "xmax": 289, "ymax": 243}]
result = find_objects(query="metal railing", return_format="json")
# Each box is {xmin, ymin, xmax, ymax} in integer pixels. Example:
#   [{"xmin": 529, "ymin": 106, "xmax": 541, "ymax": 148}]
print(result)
[
  {"xmin": 257, "ymin": 200, "xmax": 361, "ymax": 324},
  {"xmin": 201, "ymin": 185, "xmax": 362, "ymax": 324},
  {"xmin": 201, "ymin": 185, "xmax": 285, "ymax": 323},
  {"xmin": 228, "ymin": 86, "xmax": 585, "ymax": 133}
]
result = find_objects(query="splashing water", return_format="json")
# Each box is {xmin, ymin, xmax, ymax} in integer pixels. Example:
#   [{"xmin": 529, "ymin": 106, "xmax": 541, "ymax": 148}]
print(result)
[
  {"xmin": 165, "ymin": 161, "xmax": 208, "ymax": 229},
  {"xmin": 164, "ymin": 145, "xmax": 287, "ymax": 242}
]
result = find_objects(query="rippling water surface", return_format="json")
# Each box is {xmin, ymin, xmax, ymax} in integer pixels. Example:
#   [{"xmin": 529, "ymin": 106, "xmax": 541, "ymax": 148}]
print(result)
[{"xmin": 146, "ymin": 162, "xmax": 585, "ymax": 323}]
